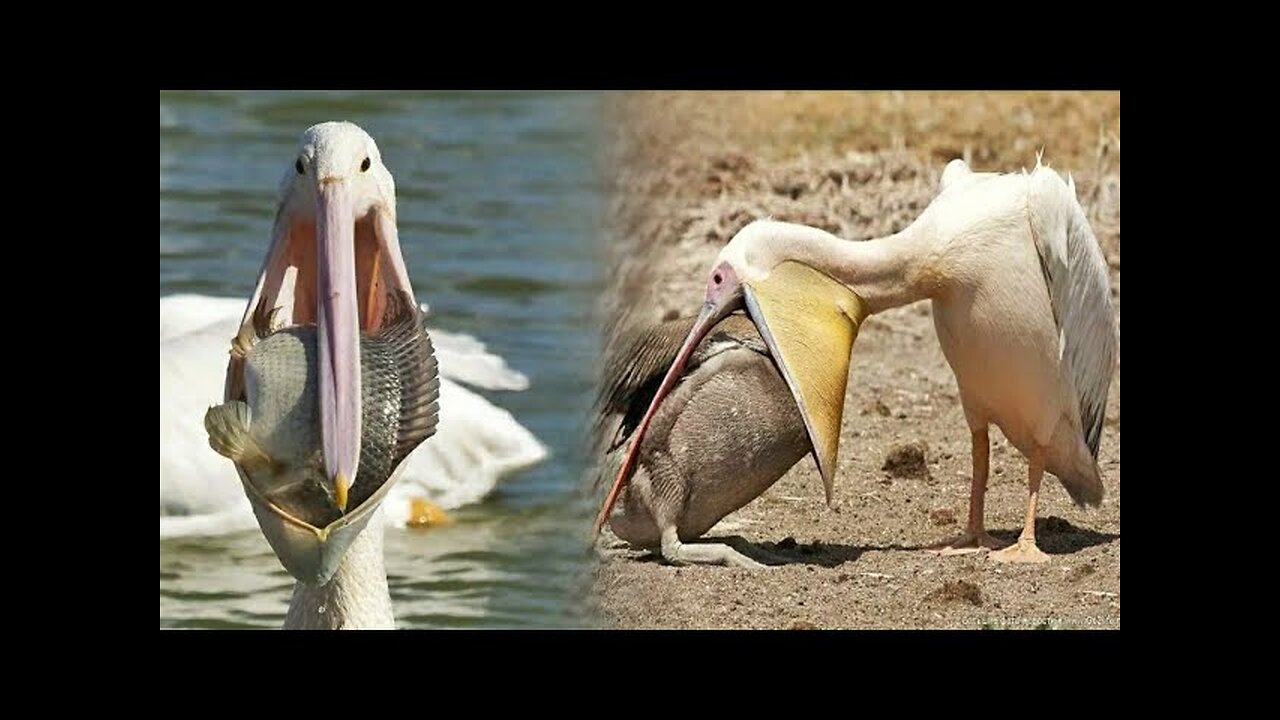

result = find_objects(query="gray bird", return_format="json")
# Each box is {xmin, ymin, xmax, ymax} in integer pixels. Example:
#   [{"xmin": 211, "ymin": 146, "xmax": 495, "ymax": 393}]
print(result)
[{"xmin": 594, "ymin": 314, "xmax": 817, "ymax": 568}]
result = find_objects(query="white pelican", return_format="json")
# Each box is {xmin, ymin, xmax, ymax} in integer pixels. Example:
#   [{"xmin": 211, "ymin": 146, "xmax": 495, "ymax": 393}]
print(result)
[
  {"xmin": 160, "ymin": 294, "xmax": 547, "ymax": 538},
  {"xmin": 166, "ymin": 121, "xmax": 544, "ymax": 628},
  {"xmin": 597, "ymin": 158, "xmax": 1118, "ymax": 564}
]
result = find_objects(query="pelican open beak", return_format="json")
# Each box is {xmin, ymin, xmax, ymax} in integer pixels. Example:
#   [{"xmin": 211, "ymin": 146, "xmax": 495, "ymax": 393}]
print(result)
[
  {"xmin": 228, "ymin": 181, "xmax": 415, "ymax": 515},
  {"xmin": 593, "ymin": 260, "xmax": 867, "ymax": 537},
  {"xmin": 228, "ymin": 183, "xmax": 415, "ymax": 584}
]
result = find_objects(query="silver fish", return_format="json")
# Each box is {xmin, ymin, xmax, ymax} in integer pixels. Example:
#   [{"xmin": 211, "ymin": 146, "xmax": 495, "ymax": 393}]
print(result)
[{"xmin": 205, "ymin": 303, "xmax": 439, "ymax": 583}]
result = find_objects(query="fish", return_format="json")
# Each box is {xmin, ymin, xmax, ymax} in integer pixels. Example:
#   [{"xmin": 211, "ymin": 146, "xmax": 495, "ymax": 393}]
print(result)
[{"xmin": 204, "ymin": 298, "xmax": 439, "ymax": 582}]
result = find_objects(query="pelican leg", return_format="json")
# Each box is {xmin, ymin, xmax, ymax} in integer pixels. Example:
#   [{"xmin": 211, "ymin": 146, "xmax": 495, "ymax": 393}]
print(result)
[
  {"xmin": 929, "ymin": 428, "xmax": 1005, "ymax": 555},
  {"xmin": 990, "ymin": 447, "xmax": 1051, "ymax": 564},
  {"xmin": 660, "ymin": 526, "xmax": 768, "ymax": 570}
]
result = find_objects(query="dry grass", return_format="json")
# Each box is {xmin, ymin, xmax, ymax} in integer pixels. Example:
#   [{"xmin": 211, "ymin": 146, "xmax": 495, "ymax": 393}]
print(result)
[{"xmin": 609, "ymin": 91, "xmax": 1119, "ymax": 170}]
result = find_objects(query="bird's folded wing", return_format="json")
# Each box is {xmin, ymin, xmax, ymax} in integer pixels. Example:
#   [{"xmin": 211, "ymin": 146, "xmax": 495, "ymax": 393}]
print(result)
[
  {"xmin": 594, "ymin": 316, "xmax": 697, "ymax": 448},
  {"xmin": 1027, "ymin": 167, "xmax": 1118, "ymax": 457}
]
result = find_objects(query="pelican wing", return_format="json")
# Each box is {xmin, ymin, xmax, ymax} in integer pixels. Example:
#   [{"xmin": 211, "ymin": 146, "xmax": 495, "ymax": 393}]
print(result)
[
  {"xmin": 596, "ymin": 317, "xmax": 696, "ymax": 426},
  {"xmin": 429, "ymin": 328, "xmax": 530, "ymax": 391},
  {"xmin": 1028, "ymin": 166, "xmax": 1118, "ymax": 457},
  {"xmin": 160, "ymin": 294, "xmax": 244, "ymax": 342},
  {"xmin": 595, "ymin": 314, "xmax": 764, "ymax": 453}
]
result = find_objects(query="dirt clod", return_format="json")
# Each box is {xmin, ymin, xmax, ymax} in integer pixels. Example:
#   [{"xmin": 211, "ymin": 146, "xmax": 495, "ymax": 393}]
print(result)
[
  {"xmin": 926, "ymin": 580, "xmax": 983, "ymax": 606},
  {"xmin": 874, "ymin": 399, "xmax": 892, "ymax": 416},
  {"xmin": 929, "ymin": 508, "xmax": 957, "ymax": 526},
  {"xmin": 1069, "ymin": 564, "xmax": 1096, "ymax": 582},
  {"xmin": 883, "ymin": 442, "xmax": 931, "ymax": 479}
]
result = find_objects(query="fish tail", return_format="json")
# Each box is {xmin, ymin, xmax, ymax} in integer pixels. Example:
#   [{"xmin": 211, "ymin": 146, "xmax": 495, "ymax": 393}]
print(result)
[{"xmin": 204, "ymin": 401, "xmax": 273, "ymax": 471}]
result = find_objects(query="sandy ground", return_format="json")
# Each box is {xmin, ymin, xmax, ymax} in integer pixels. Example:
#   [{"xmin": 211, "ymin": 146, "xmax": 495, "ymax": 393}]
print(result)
[{"xmin": 589, "ymin": 92, "xmax": 1120, "ymax": 629}]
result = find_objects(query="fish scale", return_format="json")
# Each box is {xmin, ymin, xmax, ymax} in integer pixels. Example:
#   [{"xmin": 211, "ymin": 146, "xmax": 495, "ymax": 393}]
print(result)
[
  {"xmin": 210, "ymin": 308, "xmax": 440, "ymax": 528},
  {"xmin": 352, "ymin": 333, "xmax": 405, "ymax": 508}
]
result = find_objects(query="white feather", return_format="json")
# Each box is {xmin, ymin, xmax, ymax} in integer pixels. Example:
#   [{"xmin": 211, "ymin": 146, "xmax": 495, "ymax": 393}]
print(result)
[{"xmin": 1026, "ymin": 167, "xmax": 1118, "ymax": 456}]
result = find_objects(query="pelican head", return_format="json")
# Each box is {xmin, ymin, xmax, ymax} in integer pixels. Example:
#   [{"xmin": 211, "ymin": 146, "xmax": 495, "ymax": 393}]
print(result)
[
  {"xmin": 229, "ymin": 121, "xmax": 417, "ymax": 582},
  {"xmin": 594, "ymin": 221, "xmax": 867, "ymax": 535}
]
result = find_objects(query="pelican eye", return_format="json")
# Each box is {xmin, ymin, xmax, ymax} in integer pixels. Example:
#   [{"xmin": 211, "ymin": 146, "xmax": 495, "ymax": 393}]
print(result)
[
  {"xmin": 361, "ymin": 157, "xmax": 371, "ymax": 172},
  {"xmin": 295, "ymin": 157, "xmax": 305, "ymax": 175},
  {"xmin": 713, "ymin": 272, "xmax": 723, "ymax": 285}
]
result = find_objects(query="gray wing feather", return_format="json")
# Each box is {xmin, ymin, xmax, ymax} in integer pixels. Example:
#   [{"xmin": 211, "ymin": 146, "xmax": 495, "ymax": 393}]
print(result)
[
  {"xmin": 597, "ymin": 317, "xmax": 697, "ymax": 422},
  {"xmin": 593, "ymin": 314, "xmax": 765, "ymax": 453},
  {"xmin": 1029, "ymin": 167, "xmax": 1118, "ymax": 457}
]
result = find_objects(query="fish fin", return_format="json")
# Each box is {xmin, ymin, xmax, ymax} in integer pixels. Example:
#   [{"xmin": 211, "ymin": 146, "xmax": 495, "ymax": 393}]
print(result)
[
  {"xmin": 371, "ymin": 306, "xmax": 441, "ymax": 464},
  {"xmin": 204, "ymin": 401, "xmax": 273, "ymax": 472}
]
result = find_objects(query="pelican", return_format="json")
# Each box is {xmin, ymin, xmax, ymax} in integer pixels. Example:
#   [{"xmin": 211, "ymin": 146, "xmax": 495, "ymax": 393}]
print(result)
[
  {"xmin": 160, "ymin": 294, "xmax": 547, "ymax": 538},
  {"xmin": 596, "ymin": 158, "xmax": 1118, "ymax": 564},
  {"xmin": 596, "ymin": 315, "xmax": 843, "ymax": 568},
  {"xmin": 187, "ymin": 121, "xmax": 527, "ymax": 628}
]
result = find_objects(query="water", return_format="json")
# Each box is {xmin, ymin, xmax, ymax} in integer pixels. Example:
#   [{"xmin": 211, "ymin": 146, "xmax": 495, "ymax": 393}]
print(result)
[{"xmin": 160, "ymin": 91, "xmax": 606, "ymax": 628}]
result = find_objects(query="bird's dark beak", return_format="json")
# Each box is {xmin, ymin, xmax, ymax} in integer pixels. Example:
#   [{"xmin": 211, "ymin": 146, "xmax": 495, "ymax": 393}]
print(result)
[{"xmin": 592, "ymin": 261, "xmax": 866, "ymax": 537}]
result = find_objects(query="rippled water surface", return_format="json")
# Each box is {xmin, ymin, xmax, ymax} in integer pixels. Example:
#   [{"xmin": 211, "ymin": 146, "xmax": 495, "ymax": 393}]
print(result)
[{"xmin": 160, "ymin": 91, "xmax": 605, "ymax": 628}]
